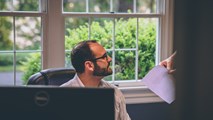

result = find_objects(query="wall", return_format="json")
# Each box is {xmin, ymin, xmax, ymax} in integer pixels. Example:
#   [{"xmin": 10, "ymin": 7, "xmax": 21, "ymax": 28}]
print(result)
[{"xmin": 127, "ymin": 102, "xmax": 172, "ymax": 120}]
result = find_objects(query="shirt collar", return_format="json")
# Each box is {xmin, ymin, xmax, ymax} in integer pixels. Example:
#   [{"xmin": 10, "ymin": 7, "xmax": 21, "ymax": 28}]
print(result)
[
  {"xmin": 74, "ymin": 74, "xmax": 105, "ymax": 87},
  {"xmin": 73, "ymin": 74, "xmax": 85, "ymax": 87}
]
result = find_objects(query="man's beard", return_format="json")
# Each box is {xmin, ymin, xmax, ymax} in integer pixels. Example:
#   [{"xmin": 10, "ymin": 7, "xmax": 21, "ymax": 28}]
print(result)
[{"xmin": 93, "ymin": 62, "xmax": 112, "ymax": 76}]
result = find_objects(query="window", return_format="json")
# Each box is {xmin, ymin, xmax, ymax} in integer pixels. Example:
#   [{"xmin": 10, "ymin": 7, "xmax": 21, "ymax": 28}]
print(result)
[
  {"xmin": 0, "ymin": 0, "xmax": 174, "ymax": 103},
  {"xmin": 63, "ymin": 0, "xmax": 172, "ymax": 83},
  {"xmin": 0, "ymin": 0, "xmax": 46, "ymax": 85}
]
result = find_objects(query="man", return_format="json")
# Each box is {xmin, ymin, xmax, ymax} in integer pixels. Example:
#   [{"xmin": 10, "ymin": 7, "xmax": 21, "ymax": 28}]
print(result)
[{"xmin": 61, "ymin": 40, "xmax": 176, "ymax": 120}]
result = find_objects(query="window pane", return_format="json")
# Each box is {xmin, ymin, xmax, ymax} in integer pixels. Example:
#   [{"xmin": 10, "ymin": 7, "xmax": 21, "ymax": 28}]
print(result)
[
  {"xmin": 65, "ymin": 17, "xmax": 89, "ymax": 67},
  {"xmin": 15, "ymin": 52, "xmax": 27, "ymax": 85},
  {"xmin": 0, "ymin": 16, "xmax": 13, "ymax": 50},
  {"xmin": 0, "ymin": 53, "xmax": 14, "ymax": 85},
  {"xmin": 0, "ymin": 52, "xmax": 41, "ymax": 86},
  {"xmin": 115, "ymin": 18, "xmax": 136, "ymax": 49},
  {"xmin": 137, "ymin": 0, "xmax": 157, "ymax": 13},
  {"xmin": 90, "ymin": 18, "xmax": 113, "ymax": 49},
  {"xmin": 89, "ymin": 0, "xmax": 110, "ymax": 12},
  {"xmin": 115, "ymin": 50, "xmax": 135, "ymax": 81},
  {"xmin": 65, "ymin": 51, "xmax": 71, "ymax": 68},
  {"xmin": 0, "ymin": 0, "xmax": 11, "ymax": 11},
  {"xmin": 113, "ymin": 0, "xmax": 133, "ymax": 13},
  {"xmin": 63, "ymin": 0, "xmax": 86, "ymax": 12},
  {"xmin": 13, "ymin": 0, "xmax": 39, "ymax": 11},
  {"xmin": 20, "ymin": 52, "xmax": 41, "ymax": 85},
  {"xmin": 15, "ymin": 17, "xmax": 41, "ymax": 50},
  {"xmin": 138, "ymin": 18, "xmax": 157, "ymax": 79},
  {"xmin": 65, "ymin": 17, "xmax": 89, "ymax": 50}
]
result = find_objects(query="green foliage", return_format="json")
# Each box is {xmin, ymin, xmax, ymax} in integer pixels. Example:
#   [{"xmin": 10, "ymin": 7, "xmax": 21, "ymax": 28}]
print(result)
[
  {"xmin": 65, "ymin": 18, "xmax": 156, "ymax": 80},
  {"xmin": 16, "ymin": 0, "xmax": 38, "ymax": 11},
  {"xmin": 0, "ymin": 17, "xmax": 13, "ymax": 50},
  {"xmin": 0, "ymin": 53, "xmax": 27, "ymax": 66},
  {"xmin": 20, "ymin": 18, "xmax": 155, "ymax": 82},
  {"xmin": 21, "ymin": 53, "xmax": 41, "ymax": 85}
]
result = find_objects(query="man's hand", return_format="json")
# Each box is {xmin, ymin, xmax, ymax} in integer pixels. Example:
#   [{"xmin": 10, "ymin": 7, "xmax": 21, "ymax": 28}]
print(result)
[{"xmin": 159, "ymin": 51, "xmax": 177, "ymax": 74}]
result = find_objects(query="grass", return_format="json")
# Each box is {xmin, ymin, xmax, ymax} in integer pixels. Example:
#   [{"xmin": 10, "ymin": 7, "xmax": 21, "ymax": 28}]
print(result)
[{"xmin": 0, "ymin": 65, "xmax": 24, "ymax": 72}]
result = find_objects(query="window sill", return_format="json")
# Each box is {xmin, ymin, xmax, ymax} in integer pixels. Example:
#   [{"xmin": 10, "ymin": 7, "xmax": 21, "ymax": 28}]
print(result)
[{"xmin": 119, "ymin": 86, "xmax": 164, "ymax": 104}]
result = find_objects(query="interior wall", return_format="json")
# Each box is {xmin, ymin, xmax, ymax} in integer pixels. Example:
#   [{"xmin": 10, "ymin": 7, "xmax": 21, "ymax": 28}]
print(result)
[{"xmin": 127, "ymin": 102, "xmax": 172, "ymax": 120}]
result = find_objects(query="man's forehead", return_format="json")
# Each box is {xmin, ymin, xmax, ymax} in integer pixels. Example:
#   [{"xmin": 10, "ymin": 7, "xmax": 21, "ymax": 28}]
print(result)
[{"xmin": 89, "ymin": 42, "xmax": 106, "ymax": 55}]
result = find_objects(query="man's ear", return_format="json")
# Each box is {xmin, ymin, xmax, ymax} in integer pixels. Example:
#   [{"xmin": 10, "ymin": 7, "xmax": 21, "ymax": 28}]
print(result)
[{"xmin": 84, "ymin": 61, "xmax": 94, "ymax": 72}]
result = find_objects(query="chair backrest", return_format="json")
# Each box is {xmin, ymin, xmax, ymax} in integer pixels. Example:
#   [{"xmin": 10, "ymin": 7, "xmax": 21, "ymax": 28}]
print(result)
[{"xmin": 27, "ymin": 68, "xmax": 76, "ymax": 86}]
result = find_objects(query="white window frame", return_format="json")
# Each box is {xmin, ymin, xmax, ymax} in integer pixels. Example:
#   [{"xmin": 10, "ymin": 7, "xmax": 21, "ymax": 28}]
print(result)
[
  {"xmin": 46, "ymin": 0, "xmax": 174, "ymax": 104},
  {"xmin": 0, "ymin": 0, "xmax": 47, "ymax": 85},
  {"xmin": 0, "ymin": 0, "xmax": 174, "ymax": 104}
]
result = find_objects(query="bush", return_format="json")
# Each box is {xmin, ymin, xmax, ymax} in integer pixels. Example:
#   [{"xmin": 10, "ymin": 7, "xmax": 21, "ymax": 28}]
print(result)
[
  {"xmin": 65, "ymin": 18, "xmax": 156, "ymax": 80},
  {"xmin": 0, "ymin": 53, "xmax": 29, "ymax": 66},
  {"xmin": 21, "ymin": 53, "xmax": 41, "ymax": 84},
  {"xmin": 22, "ymin": 18, "xmax": 156, "ymax": 82}
]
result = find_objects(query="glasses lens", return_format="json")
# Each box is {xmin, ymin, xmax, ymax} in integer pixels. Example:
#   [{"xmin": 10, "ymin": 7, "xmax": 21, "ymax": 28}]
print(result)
[{"xmin": 92, "ymin": 53, "xmax": 108, "ymax": 61}]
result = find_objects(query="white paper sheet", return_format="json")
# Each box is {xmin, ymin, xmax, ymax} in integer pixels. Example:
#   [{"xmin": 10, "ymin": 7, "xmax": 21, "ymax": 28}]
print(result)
[{"xmin": 143, "ymin": 65, "xmax": 175, "ymax": 104}]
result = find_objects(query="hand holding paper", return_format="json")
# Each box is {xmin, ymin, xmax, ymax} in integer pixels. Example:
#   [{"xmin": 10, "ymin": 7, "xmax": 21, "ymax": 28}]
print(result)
[{"xmin": 143, "ymin": 65, "xmax": 175, "ymax": 104}]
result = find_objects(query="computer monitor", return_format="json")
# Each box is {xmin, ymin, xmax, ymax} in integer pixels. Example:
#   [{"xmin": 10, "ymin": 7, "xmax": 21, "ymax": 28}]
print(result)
[{"xmin": 0, "ymin": 86, "xmax": 114, "ymax": 120}]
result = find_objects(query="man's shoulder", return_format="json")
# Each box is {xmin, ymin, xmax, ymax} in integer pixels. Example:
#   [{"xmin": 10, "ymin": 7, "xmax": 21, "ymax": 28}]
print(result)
[
  {"xmin": 101, "ymin": 80, "xmax": 123, "ymax": 94},
  {"xmin": 101, "ymin": 80, "xmax": 117, "ymax": 88},
  {"xmin": 60, "ymin": 78, "xmax": 75, "ymax": 87}
]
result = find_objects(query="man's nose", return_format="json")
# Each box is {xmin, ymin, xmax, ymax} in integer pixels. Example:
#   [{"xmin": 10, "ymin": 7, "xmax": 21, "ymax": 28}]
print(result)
[{"xmin": 107, "ymin": 55, "xmax": 112, "ymax": 62}]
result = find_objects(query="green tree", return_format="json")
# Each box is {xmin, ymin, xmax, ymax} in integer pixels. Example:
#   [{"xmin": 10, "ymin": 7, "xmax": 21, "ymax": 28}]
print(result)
[
  {"xmin": 0, "ymin": 1, "xmax": 13, "ymax": 50},
  {"xmin": 22, "ymin": 53, "xmax": 41, "ymax": 85}
]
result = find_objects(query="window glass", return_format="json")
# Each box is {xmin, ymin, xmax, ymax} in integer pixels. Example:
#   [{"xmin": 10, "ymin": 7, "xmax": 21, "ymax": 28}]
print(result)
[
  {"xmin": 0, "ymin": 53, "xmax": 14, "ymax": 85},
  {"xmin": 15, "ymin": 17, "xmax": 41, "ymax": 50},
  {"xmin": 0, "ymin": 1, "xmax": 43, "ymax": 86},
  {"xmin": 63, "ymin": 0, "xmax": 86, "ymax": 12},
  {"xmin": 90, "ymin": 18, "xmax": 113, "ymax": 49},
  {"xmin": 113, "ymin": 0, "xmax": 133, "ymax": 13},
  {"xmin": 0, "ymin": 16, "xmax": 13, "ymax": 51},
  {"xmin": 65, "ymin": 17, "xmax": 89, "ymax": 67},
  {"xmin": 115, "ymin": 50, "xmax": 135, "ymax": 81},
  {"xmin": 0, "ymin": 0, "xmax": 39, "ymax": 11},
  {"xmin": 14, "ymin": 0, "xmax": 39, "ymax": 11},
  {"xmin": 89, "ymin": 0, "xmax": 110, "ymax": 12},
  {"xmin": 64, "ymin": 1, "xmax": 158, "ymax": 82},
  {"xmin": 19, "ymin": 52, "xmax": 41, "ymax": 85},
  {"xmin": 115, "ymin": 18, "xmax": 136, "ymax": 49},
  {"xmin": 138, "ymin": 18, "xmax": 157, "ymax": 79},
  {"xmin": 0, "ymin": 0, "xmax": 11, "ymax": 11},
  {"xmin": 137, "ymin": 0, "xmax": 157, "ymax": 13}
]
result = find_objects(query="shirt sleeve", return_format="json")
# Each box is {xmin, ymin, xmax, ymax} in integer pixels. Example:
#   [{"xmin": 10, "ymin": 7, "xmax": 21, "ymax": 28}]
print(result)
[{"xmin": 114, "ymin": 88, "xmax": 131, "ymax": 120}]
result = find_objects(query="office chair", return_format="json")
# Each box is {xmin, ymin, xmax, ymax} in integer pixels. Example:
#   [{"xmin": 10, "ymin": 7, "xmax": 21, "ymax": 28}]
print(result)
[{"xmin": 27, "ymin": 68, "xmax": 76, "ymax": 86}]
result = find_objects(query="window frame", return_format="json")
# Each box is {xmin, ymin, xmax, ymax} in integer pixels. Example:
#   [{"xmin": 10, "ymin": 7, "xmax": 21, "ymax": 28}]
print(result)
[
  {"xmin": 0, "ymin": 0, "xmax": 174, "ymax": 104},
  {"xmin": 63, "ymin": 0, "xmax": 174, "ymax": 104},
  {"xmin": 0, "ymin": 0, "xmax": 47, "ymax": 85}
]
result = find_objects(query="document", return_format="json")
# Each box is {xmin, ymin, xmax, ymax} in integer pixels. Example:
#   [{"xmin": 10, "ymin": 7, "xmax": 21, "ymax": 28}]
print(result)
[{"xmin": 143, "ymin": 65, "xmax": 175, "ymax": 104}]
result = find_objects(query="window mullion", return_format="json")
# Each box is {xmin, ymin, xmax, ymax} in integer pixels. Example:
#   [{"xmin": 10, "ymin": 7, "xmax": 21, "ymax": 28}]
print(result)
[
  {"xmin": 86, "ymin": 0, "xmax": 89, "ymax": 13},
  {"xmin": 110, "ymin": 0, "xmax": 113, "ymax": 12},
  {"xmin": 13, "ymin": 16, "xmax": 16, "ymax": 86},
  {"xmin": 11, "ymin": 0, "xmax": 14, "ymax": 11},
  {"xmin": 112, "ymin": 18, "xmax": 115, "ymax": 83},
  {"xmin": 133, "ymin": 0, "xmax": 136, "ymax": 13},
  {"xmin": 135, "ymin": 18, "xmax": 139, "ymax": 81},
  {"xmin": 39, "ymin": 0, "xmax": 47, "ymax": 13}
]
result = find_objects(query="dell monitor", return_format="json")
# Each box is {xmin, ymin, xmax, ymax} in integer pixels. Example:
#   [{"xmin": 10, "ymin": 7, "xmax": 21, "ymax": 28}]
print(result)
[{"xmin": 0, "ymin": 86, "xmax": 114, "ymax": 120}]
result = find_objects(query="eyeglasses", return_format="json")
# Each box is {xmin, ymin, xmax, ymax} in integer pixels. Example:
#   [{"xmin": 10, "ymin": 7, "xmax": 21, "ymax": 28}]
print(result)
[{"xmin": 91, "ymin": 52, "xmax": 108, "ymax": 61}]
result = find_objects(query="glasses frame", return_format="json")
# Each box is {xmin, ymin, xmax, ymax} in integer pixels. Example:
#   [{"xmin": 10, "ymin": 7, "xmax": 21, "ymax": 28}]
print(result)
[{"xmin": 91, "ymin": 52, "xmax": 108, "ymax": 62}]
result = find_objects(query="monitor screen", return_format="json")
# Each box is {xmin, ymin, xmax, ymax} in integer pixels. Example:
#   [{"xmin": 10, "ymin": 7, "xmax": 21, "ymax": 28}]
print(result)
[{"xmin": 0, "ymin": 86, "xmax": 114, "ymax": 120}]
